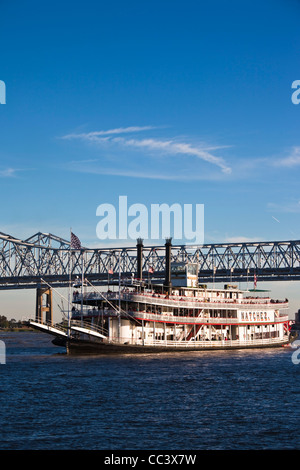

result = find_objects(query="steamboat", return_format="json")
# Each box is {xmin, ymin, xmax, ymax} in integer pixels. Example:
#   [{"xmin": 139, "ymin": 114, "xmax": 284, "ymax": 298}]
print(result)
[{"xmin": 29, "ymin": 240, "xmax": 290, "ymax": 354}]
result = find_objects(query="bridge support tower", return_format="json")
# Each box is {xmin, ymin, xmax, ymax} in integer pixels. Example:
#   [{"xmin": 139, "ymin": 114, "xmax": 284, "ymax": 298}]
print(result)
[{"xmin": 35, "ymin": 286, "xmax": 53, "ymax": 324}]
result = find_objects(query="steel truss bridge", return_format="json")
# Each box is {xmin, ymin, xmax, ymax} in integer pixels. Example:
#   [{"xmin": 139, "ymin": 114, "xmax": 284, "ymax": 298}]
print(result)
[{"xmin": 1, "ymin": 232, "xmax": 300, "ymax": 290}]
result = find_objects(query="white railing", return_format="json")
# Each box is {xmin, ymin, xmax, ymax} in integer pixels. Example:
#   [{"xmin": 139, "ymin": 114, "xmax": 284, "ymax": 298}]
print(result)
[
  {"xmin": 29, "ymin": 318, "xmax": 109, "ymax": 338},
  {"xmin": 133, "ymin": 311, "xmax": 290, "ymax": 325},
  {"xmin": 108, "ymin": 336, "xmax": 289, "ymax": 348},
  {"xmin": 74, "ymin": 291, "xmax": 288, "ymax": 310},
  {"xmin": 28, "ymin": 318, "xmax": 69, "ymax": 336},
  {"xmin": 70, "ymin": 319, "xmax": 108, "ymax": 337},
  {"xmin": 68, "ymin": 307, "xmax": 289, "ymax": 325}
]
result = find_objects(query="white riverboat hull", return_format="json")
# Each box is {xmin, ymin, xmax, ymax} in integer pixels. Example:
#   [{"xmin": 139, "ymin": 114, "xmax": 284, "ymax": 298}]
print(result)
[{"xmin": 65, "ymin": 336, "xmax": 290, "ymax": 355}]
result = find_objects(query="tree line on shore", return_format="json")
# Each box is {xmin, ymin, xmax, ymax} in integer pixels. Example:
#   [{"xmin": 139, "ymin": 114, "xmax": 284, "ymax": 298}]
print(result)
[{"xmin": 0, "ymin": 315, "xmax": 29, "ymax": 329}]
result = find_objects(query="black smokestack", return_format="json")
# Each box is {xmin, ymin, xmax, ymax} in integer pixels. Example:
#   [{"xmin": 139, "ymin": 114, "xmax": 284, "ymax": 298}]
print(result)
[
  {"xmin": 136, "ymin": 238, "xmax": 143, "ymax": 280},
  {"xmin": 164, "ymin": 237, "xmax": 172, "ymax": 293}
]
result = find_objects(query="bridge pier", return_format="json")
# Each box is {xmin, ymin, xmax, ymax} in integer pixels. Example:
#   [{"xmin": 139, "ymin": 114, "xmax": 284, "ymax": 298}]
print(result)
[{"xmin": 35, "ymin": 286, "xmax": 53, "ymax": 324}]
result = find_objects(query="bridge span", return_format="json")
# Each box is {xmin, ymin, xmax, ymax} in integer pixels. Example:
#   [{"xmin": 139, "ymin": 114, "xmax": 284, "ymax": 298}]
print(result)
[{"xmin": 0, "ymin": 231, "xmax": 300, "ymax": 290}]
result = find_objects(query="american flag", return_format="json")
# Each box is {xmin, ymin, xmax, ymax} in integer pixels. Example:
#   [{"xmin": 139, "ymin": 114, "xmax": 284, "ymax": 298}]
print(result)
[{"xmin": 71, "ymin": 232, "xmax": 81, "ymax": 250}]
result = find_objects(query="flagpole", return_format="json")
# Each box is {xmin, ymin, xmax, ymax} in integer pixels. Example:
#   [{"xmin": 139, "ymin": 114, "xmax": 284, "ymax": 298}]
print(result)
[
  {"xmin": 81, "ymin": 248, "xmax": 84, "ymax": 321},
  {"xmin": 118, "ymin": 251, "xmax": 121, "ymax": 341},
  {"xmin": 68, "ymin": 227, "xmax": 72, "ymax": 337},
  {"xmin": 69, "ymin": 230, "xmax": 82, "ymax": 334}
]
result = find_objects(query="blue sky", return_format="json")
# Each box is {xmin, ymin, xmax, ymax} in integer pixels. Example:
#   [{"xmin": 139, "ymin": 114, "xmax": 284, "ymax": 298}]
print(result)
[{"xmin": 1, "ymin": 0, "xmax": 300, "ymax": 317}]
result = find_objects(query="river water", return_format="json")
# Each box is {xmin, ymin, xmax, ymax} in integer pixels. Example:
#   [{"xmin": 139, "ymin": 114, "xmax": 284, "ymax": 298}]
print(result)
[{"xmin": 0, "ymin": 331, "xmax": 299, "ymax": 450}]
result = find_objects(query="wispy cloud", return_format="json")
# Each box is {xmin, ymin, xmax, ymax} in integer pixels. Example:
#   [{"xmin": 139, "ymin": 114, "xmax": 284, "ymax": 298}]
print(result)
[
  {"xmin": 68, "ymin": 165, "xmax": 227, "ymax": 181},
  {"xmin": 267, "ymin": 200, "xmax": 300, "ymax": 213},
  {"xmin": 113, "ymin": 137, "xmax": 232, "ymax": 174},
  {"xmin": 62, "ymin": 126, "xmax": 159, "ymax": 140},
  {"xmin": 224, "ymin": 236, "xmax": 261, "ymax": 243},
  {"xmin": 0, "ymin": 168, "xmax": 20, "ymax": 178},
  {"xmin": 61, "ymin": 126, "xmax": 232, "ymax": 179},
  {"xmin": 273, "ymin": 146, "xmax": 300, "ymax": 167}
]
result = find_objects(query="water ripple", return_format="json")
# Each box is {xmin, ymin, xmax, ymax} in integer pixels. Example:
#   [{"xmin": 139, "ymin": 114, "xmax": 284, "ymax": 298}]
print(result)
[{"xmin": 0, "ymin": 332, "xmax": 299, "ymax": 450}]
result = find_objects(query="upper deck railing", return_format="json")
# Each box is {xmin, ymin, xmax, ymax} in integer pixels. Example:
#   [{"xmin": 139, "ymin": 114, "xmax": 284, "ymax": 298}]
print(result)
[
  {"xmin": 133, "ymin": 312, "xmax": 290, "ymax": 325},
  {"xmin": 70, "ymin": 306, "xmax": 289, "ymax": 325},
  {"xmin": 74, "ymin": 291, "xmax": 289, "ymax": 310}
]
